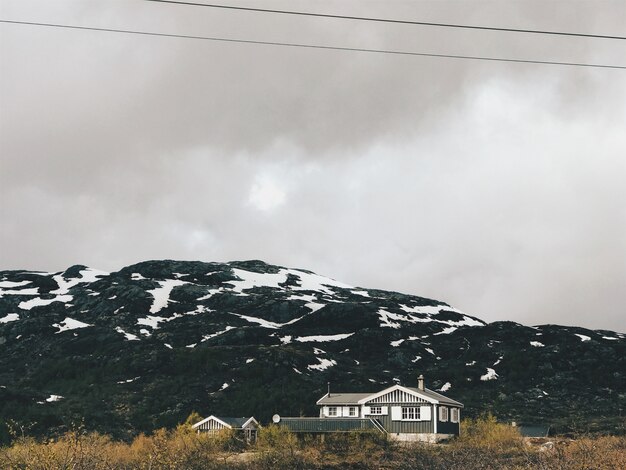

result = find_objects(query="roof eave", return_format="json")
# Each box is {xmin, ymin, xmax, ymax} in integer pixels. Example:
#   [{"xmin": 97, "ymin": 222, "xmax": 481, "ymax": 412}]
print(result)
[
  {"xmin": 192, "ymin": 415, "xmax": 233, "ymax": 429},
  {"xmin": 315, "ymin": 393, "xmax": 330, "ymax": 405}
]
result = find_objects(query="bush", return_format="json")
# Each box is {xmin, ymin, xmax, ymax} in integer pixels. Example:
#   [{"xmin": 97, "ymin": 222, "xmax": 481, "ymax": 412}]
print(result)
[
  {"xmin": 1, "ymin": 417, "xmax": 624, "ymax": 470},
  {"xmin": 458, "ymin": 413, "xmax": 524, "ymax": 451}
]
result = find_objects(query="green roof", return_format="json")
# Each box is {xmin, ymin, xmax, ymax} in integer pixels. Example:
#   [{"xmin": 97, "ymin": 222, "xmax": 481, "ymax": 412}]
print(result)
[
  {"xmin": 405, "ymin": 387, "xmax": 464, "ymax": 407},
  {"xmin": 317, "ymin": 393, "xmax": 371, "ymax": 405},
  {"xmin": 316, "ymin": 386, "xmax": 463, "ymax": 407},
  {"xmin": 218, "ymin": 417, "xmax": 253, "ymax": 428},
  {"xmin": 278, "ymin": 418, "xmax": 381, "ymax": 433}
]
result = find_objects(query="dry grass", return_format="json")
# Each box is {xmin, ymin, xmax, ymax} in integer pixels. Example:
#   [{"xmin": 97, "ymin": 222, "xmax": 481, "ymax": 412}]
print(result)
[{"xmin": 1, "ymin": 416, "xmax": 624, "ymax": 469}]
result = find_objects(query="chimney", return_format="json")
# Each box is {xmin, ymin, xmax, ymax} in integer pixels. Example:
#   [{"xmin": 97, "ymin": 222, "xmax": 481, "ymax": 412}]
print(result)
[
  {"xmin": 327, "ymin": 382, "xmax": 331, "ymax": 398},
  {"xmin": 417, "ymin": 374, "xmax": 425, "ymax": 391}
]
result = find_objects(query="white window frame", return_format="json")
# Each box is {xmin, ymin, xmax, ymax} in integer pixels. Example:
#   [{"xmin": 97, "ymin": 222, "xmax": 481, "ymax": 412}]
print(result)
[
  {"xmin": 348, "ymin": 406, "xmax": 357, "ymax": 417},
  {"xmin": 451, "ymin": 408, "xmax": 459, "ymax": 423},
  {"xmin": 439, "ymin": 406, "xmax": 448, "ymax": 422},
  {"xmin": 401, "ymin": 406, "xmax": 421, "ymax": 421},
  {"xmin": 370, "ymin": 406, "xmax": 382, "ymax": 415},
  {"xmin": 328, "ymin": 406, "xmax": 338, "ymax": 417}
]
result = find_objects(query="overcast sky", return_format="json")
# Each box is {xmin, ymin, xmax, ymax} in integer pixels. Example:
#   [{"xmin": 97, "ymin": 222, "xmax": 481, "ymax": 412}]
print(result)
[{"xmin": 1, "ymin": 0, "xmax": 625, "ymax": 331}]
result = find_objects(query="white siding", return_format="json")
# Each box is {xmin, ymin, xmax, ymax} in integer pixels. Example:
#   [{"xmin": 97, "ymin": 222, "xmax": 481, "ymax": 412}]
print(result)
[
  {"xmin": 195, "ymin": 418, "xmax": 229, "ymax": 433},
  {"xmin": 368, "ymin": 388, "xmax": 428, "ymax": 404}
]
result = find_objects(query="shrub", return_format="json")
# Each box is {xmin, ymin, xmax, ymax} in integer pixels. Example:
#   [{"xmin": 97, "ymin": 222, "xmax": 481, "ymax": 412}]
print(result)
[{"xmin": 458, "ymin": 413, "xmax": 524, "ymax": 451}]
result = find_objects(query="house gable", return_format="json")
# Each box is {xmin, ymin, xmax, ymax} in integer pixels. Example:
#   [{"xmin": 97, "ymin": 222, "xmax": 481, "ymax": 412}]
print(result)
[
  {"xmin": 241, "ymin": 417, "xmax": 259, "ymax": 429},
  {"xmin": 192, "ymin": 415, "xmax": 233, "ymax": 430},
  {"xmin": 193, "ymin": 416, "xmax": 258, "ymax": 431},
  {"xmin": 359, "ymin": 385, "xmax": 438, "ymax": 405}
]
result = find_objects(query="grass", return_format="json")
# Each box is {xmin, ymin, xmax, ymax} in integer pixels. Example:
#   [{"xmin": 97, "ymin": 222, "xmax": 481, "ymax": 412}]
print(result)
[{"xmin": 1, "ymin": 415, "xmax": 624, "ymax": 469}]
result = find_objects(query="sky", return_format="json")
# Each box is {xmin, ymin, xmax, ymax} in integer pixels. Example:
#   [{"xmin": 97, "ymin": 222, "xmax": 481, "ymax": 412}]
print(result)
[{"xmin": 1, "ymin": 0, "xmax": 625, "ymax": 331}]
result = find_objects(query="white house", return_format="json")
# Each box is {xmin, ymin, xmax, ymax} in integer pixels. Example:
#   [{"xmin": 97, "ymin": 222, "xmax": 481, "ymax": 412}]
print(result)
[
  {"xmin": 313, "ymin": 375, "xmax": 463, "ymax": 442},
  {"xmin": 192, "ymin": 415, "xmax": 259, "ymax": 443}
]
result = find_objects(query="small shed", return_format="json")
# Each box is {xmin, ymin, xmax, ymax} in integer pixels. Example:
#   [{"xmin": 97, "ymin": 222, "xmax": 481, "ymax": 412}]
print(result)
[{"xmin": 192, "ymin": 415, "xmax": 259, "ymax": 443}]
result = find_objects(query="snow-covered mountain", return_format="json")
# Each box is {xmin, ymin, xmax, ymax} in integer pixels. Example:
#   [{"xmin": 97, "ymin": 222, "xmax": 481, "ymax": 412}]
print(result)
[{"xmin": 0, "ymin": 260, "xmax": 624, "ymax": 439}]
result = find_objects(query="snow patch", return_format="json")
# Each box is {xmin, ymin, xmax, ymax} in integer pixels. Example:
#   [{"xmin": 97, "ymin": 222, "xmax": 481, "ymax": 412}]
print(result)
[
  {"xmin": 466, "ymin": 361, "xmax": 476, "ymax": 366},
  {"xmin": 307, "ymin": 358, "xmax": 337, "ymax": 371},
  {"xmin": 227, "ymin": 267, "xmax": 352, "ymax": 295},
  {"xmin": 377, "ymin": 309, "xmax": 403, "ymax": 328},
  {"xmin": 137, "ymin": 315, "xmax": 167, "ymax": 329},
  {"xmin": 45, "ymin": 394, "xmax": 64, "ymax": 402},
  {"xmin": 434, "ymin": 326, "xmax": 458, "ymax": 335},
  {"xmin": 115, "ymin": 327, "xmax": 139, "ymax": 341},
  {"xmin": 399, "ymin": 304, "xmax": 483, "ymax": 327},
  {"xmin": 530, "ymin": 341, "xmax": 545, "ymax": 347},
  {"xmin": 305, "ymin": 302, "xmax": 326, "ymax": 313},
  {"xmin": 117, "ymin": 377, "xmax": 139, "ymax": 384},
  {"xmin": 228, "ymin": 269, "xmax": 288, "ymax": 293},
  {"xmin": 0, "ymin": 313, "xmax": 19, "ymax": 324},
  {"xmin": 602, "ymin": 336, "xmax": 619, "ymax": 341},
  {"xmin": 197, "ymin": 288, "xmax": 223, "ymax": 301},
  {"xmin": 350, "ymin": 290, "xmax": 370, "ymax": 297},
  {"xmin": 51, "ymin": 268, "xmax": 108, "ymax": 295},
  {"xmin": 439, "ymin": 382, "xmax": 452, "ymax": 392},
  {"xmin": 287, "ymin": 269, "xmax": 353, "ymax": 294},
  {"xmin": 480, "ymin": 368, "xmax": 499, "ymax": 381},
  {"xmin": 0, "ymin": 280, "xmax": 31, "ymax": 288},
  {"xmin": 201, "ymin": 326, "xmax": 236, "ymax": 342},
  {"xmin": 147, "ymin": 279, "xmax": 187, "ymax": 313},
  {"xmin": 232, "ymin": 313, "xmax": 280, "ymax": 329},
  {"xmin": 131, "ymin": 273, "xmax": 146, "ymax": 280},
  {"xmin": 19, "ymin": 295, "xmax": 73, "ymax": 310},
  {"xmin": 0, "ymin": 287, "xmax": 39, "ymax": 298},
  {"xmin": 246, "ymin": 358, "xmax": 255, "ymax": 364},
  {"xmin": 411, "ymin": 356, "xmax": 422, "ymax": 363},
  {"xmin": 390, "ymin": 339, "xmax": 405, "ymax": 347},
  {"xmin": 53, "ymin": 317, "xmax": 91, "ymax": 333},
  {"xmin": 295, "ymin": 333, "xmax": 353, "ymax": 342},
  {"xmin": 575, "ymin": 334, "xmax": 591, "ymax": 342}
]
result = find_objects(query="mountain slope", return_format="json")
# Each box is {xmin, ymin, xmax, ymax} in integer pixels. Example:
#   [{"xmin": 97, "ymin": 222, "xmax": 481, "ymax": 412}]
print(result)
[{"xmin": 0, "ymin": 260, "xmax": 624, "ymax": 440}]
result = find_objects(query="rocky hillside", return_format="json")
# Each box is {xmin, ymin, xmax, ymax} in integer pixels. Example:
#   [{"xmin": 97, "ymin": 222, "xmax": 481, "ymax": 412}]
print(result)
[{"xmin": 0, "ymin": 260, "xmax": 624, "ymax": 441}]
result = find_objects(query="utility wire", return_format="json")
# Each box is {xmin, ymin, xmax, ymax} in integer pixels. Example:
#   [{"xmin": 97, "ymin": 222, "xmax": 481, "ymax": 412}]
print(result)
[
  {"xmin": 1, "ymin": 19, "xmax": 625, "ymax": 70},
  {"xmin": 145, "ymin": 0, "xmax": 626, "ymax": 41}
]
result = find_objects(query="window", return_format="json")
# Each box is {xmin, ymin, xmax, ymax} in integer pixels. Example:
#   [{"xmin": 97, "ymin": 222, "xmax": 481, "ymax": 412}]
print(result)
[
  {"xmin": 349, "ymin": 407, "xmax": 357, "ymax": 417},
  {"xmin": 451, "ymin": 408, "xmax": 459, "ymax": 423},
  {"xmin": 370, "ymin": 406, "xmax": 382, "ymax": 415},
  {"xmin": 439, "ymin": 407, "xmax": 448, "ymax": 422},
  {"xmin": 328, "ymin": 406, "xmax": 337, "ymax": 417},
  {"xmin": 401, "ymin": 407, "xmax": 421, "ymax": 420}
]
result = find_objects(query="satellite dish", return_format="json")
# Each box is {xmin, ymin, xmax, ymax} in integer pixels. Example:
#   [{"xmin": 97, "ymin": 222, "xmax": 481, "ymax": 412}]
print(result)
[{"xmin": 272, "ymin": 414, "xmax": 281, "ymax": 423}]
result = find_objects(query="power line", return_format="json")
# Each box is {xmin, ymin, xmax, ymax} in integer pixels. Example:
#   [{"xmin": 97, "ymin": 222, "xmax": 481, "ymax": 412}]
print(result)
[
  {"xmin": 145, "ymin": 0, "xmax": 626, "ymax": 41},
  {"xmin": 1, "ymin": 19, "xmax": 625, "ymax": 70}
]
